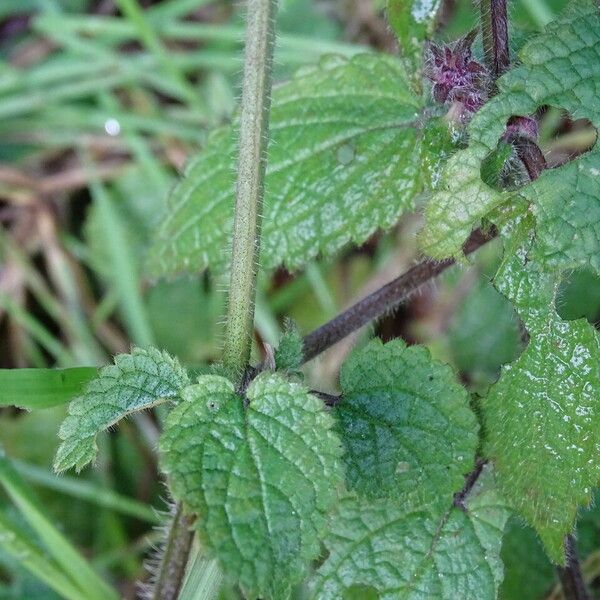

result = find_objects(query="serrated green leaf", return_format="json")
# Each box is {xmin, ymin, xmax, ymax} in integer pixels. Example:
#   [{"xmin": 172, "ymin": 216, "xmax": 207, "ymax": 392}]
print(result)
[
  {"xmin": 484, "ymin": 230, "xmax": 600, "ymax": 563},
  {"xmin": 310, "ymin": 464, "xmax": 509, "ymax": 600},
  {"xmin": 387, "ymin": 0, "xmax": 441, "ymax": 72},
  {"xmin": 54, "ymin": 347, "xmax": 188, "ymax": 473},
  {"xmin": 420, "ymin": 148, "xmax": 506, "ymax": 259},
  {"xmin": 336, "ymin": 338, "xmax": 478, "ymax": 502},
  {"xmin": 159, "ymin": 373, "xmax": 343, "ymax": 599},
  {"xmin": 420, "ymin": 0, "xmax": 600, "ymax": 271},
  {"xmin": 147, "ymin": 54, "xmax": 426, "ymax": 278}
]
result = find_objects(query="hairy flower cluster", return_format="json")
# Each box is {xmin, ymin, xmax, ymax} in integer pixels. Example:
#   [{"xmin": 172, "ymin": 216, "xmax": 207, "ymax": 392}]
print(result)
[{"xmin": 425, "ymin": 31, "xmax": 488, "ymax": 122}]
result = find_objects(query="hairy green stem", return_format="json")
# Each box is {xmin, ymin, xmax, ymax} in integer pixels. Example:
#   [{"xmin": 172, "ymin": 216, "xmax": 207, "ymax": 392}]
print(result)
[
  {"xmin": 150, "ymin": 503, "xmax": 195, "ymax": 600},
  {"xmin": 150, "ymin": 1, "xmax": 278, "ymax": 598},
  {"xmin": 222, "ymin": 0, "xmax": 277, "ymax": 376}
]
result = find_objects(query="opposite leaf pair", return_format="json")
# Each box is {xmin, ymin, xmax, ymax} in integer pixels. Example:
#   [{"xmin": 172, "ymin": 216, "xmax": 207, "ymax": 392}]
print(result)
[{"xmin": 55, "ymin": 335, "xmax": 509, "ymax": 599}]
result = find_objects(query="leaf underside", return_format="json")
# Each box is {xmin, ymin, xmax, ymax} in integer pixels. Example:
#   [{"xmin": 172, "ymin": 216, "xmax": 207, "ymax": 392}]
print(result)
[
  {"xmin": 54, "ymin": 347, "xmax": 188, "ymax": 473},
  {"xmin": 146, "ymin": 54, "xmax": 427, "ymax": 278},
  {"xmin": 159, "ymin": 373, "xmax": 343, "ymax": 599}
]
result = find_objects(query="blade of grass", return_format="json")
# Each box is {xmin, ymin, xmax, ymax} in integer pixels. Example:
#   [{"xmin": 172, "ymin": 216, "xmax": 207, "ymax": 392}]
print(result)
[
  {"xmin": 305, "ymin": 262, "xmax": 337, "ymax": 319},
  {"xmin": 0, "ymin": 451, "xmax": 119, "ymax": 600},
  {"xmin": 34, "ymin": 14, "xmax": 367, "ymax": 58},
  {"xmin": 147, "ymin": 0, "xmax": 215, "ymax": 20},
  {"xmin": 99, "ymin": 92, "xmax": 171, "ymax": 198},
  {"xmin": 12, "ymin": 460, "xmax": 160, "ymax": 524},
  {"xmin": 39, "ymin": 214, "xmax": 106, "ymax": 366},
  {"xmin": 0, "ymin": 230, "xmax": 67, "ymax": 328},
  {"xmin": 82, "ymin": 152, "xmax": 155, "ymax": 347},
  {"xmin": 93, "ymin": 530, "xmax": 161, "ymax": 570},
  {"xmin": 0, "ymin": 293, "xmax": 74, "ymax": 366},
  {"xmin": 0, "ymin": 510, "xmax": 85, "ymax": 600},
  {"xmin": 521, "ymin": 0, "xmax": 554, "ymax": 27},
  {"xmin": 4, "ymin": 105, "xmax": 205, "ymax": 141},
  {"xmin": 115, "ymin": 0, "xmax": 205, "ymax": 113},
  {"xmin": 0, "ymin": 367, "xmax": 97, "ymax": 409},
  {"xmin": 254, "ymin": 289, "xmax": 281, "ymax": 347}
]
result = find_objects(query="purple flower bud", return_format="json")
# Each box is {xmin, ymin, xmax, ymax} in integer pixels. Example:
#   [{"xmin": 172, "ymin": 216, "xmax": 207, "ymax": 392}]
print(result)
[{"xmin": 425, "ymin": 30, "xmax": 488, "ymax": 122}]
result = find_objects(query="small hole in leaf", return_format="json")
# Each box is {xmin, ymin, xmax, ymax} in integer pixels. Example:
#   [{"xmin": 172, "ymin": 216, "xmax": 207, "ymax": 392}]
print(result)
[
  {"xmin": 481, "ymin": 107, "xmax": 597, "ymax": 191},
  {"xmin": 539, "ymin": 106, "xmax": 597, "ymax": 168},
  {"xmin": 556, "ymin": 268, "xmax": 600, "ymax": 325}
]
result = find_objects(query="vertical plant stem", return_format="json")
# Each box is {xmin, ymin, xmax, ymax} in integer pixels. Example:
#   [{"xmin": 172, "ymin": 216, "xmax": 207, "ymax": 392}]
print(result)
[
  {"xmin": 480, "ymin": 0, "xmax": 510, "ymax": 82},
  {"xmin": 222, "ymin": 0, "xmax": 277, "ymax": 377},
  {"xmin": 150, "ymin": 1, "xmax": 278, "ymax": 598},
  {"xmin": 150, "ymin": 503, "xmax": 195, "ymax": 600},
  {"xmin": 557, "ymin": 535, "xmax": 590, "ymax": 600}
]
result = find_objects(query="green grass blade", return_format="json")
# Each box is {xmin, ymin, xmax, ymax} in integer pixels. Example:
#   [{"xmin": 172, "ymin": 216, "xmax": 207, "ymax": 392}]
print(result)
[
  {"xmin": 0, "ymin": 293, "xmax": 74, "ymax": 366},
  {"xmin": 34, "ymin": 14, "xmax": 367, "ymax": 58},
  {"xmin": 0, "ymin": 451, "xmax": 119, "ymax": 600},
  {"xmin": 115, "ymin": 0, "xmax": 205, "ymax": 112},
  {"xmin": 0, "ymin": 510, "xmax": 84, "ymax": 600},
  {"xmin": 83, "ymin": 153, "xmax": 155, "ymax": 347},
  {"xmin": 0, "ymin": 367, "xmax": 97, "ymax": 409},
  {"xmin": 13, "ymin": 459, "xmax": 160, "ymax": 524}
]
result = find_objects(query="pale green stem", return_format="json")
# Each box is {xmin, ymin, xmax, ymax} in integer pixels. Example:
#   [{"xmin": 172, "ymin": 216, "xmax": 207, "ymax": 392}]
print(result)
[
  {"xmin": 178, "ymin": 543, "xmax": 223, "ymax": 600},
  {"xmin": 222, "ymin": 0, "xmax": 278, "ymax": 376}
]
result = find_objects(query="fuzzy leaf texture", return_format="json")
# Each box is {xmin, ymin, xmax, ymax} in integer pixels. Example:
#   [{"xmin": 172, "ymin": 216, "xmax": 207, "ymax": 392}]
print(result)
[
  {"xmin": 274, "ymin": 320, "xmax": 304, "ymax": 372},
  {"xmin": 159, "ymin": 373, "xmax": 343, "ymax": 599},
  {"xmin": 420, "ymin": 0, "xmax": 600, "ymax": 273},
  {"xmin": 310, "ymin": 464, "xmax": 509, "ymax": 599},
  {"xmin": 54, "ymin": 347, "xmax": 188, "ymax": 473},
  {"xmin": 336, "ymin": 338, "xmax": 478, "ymax": 503},
  {"xmin": 147, "ymin": 54, "xmax": 444, "ymax": 278},
  {"xmin": 484, "ymin": 228, "xmax": 600, "ymax": 563}
]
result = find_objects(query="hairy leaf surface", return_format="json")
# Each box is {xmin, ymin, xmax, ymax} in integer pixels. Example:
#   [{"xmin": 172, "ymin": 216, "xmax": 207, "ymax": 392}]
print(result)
[
  {"xmin": 54, "ymin": 347, "xmax": 188, "ymax": 473},
  {"xmin": 274, "ymin": 319, "xmax": 304, "ymax": 372},
  {"xmin": 420, "ymin": 0, "xmax": 600, "ymax": 271},
  {"xmin": 310, "ymin": 465, "xmax": 509, "ymax": 599},
  {"xmin": 159, "ymin": 373, "xmax": 343, "ymax": 599},
  {"xmin": 147, "ymin": 54, "xmax": 427, "ymax": 278},
  {"xmin": 336, "ymin": 339, "xmax": 478, "ymax": 502},
  {"xmin": 484, "ymin": 230, "xmax": 600, "ymax": 562}
]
